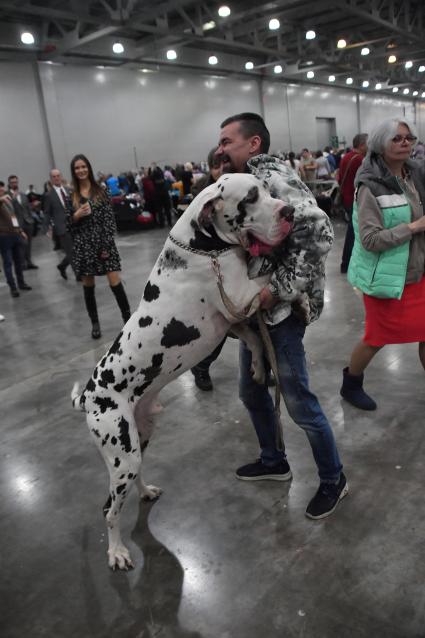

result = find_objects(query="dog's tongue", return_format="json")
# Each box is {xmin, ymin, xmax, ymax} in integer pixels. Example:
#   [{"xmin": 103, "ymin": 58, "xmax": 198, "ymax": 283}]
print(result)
[{"xmin": 248, "ymin": 239, "xmax": 274, "ymax": 257}]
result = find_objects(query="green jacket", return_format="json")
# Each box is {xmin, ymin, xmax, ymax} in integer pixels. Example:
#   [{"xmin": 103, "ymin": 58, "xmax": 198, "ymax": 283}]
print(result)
[{"xmin": 348, "ymin": 197, "xmax": 410, "ymax": 298}]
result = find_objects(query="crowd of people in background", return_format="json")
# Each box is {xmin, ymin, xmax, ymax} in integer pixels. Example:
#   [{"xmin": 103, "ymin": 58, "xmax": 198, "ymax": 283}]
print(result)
[{"xmin": 1, "ymin": 112, "xmax": 424, "ymax": 521}]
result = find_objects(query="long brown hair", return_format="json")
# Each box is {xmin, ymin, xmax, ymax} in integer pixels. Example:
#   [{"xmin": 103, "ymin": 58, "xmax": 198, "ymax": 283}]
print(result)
[{"xmin": 70, "ymin": 154, "xmax": 106, "ymax": 209}]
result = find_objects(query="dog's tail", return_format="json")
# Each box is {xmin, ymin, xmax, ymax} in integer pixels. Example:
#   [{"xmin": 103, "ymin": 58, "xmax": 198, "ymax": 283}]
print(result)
[{"xmin": 71, "ymin": 382, "xmax": 85, "ymax": 412}]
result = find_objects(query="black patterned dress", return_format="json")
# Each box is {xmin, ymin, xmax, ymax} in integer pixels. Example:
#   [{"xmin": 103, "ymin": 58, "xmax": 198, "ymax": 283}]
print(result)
[{"xmin": 67, "ymin": 193, "xmax": 121, "ymax": 276}]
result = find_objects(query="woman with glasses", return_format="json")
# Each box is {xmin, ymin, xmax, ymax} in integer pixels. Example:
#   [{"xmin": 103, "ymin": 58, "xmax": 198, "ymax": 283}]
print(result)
[{"xmin": 340, "ymin": 118, "xmax": 425, "ymax": 410}]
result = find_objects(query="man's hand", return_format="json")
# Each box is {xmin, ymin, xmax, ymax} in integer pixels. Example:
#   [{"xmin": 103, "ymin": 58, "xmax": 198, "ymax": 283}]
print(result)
[
  {"xmin": 0, "ymin": 194, "xmax": 12, "ymax": 204},
  {"xmin": 259, "ymin": 287, "xmax": 278, "ymax": 310}
]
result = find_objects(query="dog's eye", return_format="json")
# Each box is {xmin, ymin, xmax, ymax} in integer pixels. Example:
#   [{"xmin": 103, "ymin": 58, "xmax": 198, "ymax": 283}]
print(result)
[{"xmin": 244, "ymin": 186, "xmax": 259, "ymax": 205}]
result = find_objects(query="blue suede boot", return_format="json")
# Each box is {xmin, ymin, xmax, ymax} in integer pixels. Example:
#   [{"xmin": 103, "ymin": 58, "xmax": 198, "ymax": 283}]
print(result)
[{"xmin": 340, "ymin": 367, "xmax": 377, "ymax": 410}]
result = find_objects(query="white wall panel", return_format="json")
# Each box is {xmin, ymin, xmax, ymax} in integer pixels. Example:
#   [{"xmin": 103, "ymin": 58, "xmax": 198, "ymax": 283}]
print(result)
[
  {"xmin": 263, "ymin": 82, "xmax": 359, "ymax": 152},
  {"xmin": 38, "ymin": 64, "xmax": 261, "ymax": 178},
  {"xmin": 0, "ymin": 62, "xmax": 51, "ymax": 190},
  {"xmin": 359, "ymin": 94, "xmax": 415, "ymax": 138},
  {"xmin": 1, "ymin": 59, "xmax": 423, "ymax": 190}
]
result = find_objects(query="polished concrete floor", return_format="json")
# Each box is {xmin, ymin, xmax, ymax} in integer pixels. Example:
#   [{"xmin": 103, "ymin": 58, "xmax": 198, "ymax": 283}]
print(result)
[{"xmin": 1, "ymin": 221, "xmax": 424, "ymax": 638}]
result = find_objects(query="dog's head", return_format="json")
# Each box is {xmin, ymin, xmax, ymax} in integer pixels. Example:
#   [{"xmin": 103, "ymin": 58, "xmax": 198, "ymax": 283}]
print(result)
[{"xmin": 190, "ymin": 173, "xmax": 294, "ymax": 256}]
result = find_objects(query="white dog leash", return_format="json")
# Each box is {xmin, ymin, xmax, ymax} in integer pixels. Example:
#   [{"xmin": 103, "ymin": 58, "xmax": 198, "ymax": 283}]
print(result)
[
  {"xmin": 211, "ymin": 256, "xmax": 285, "ymax": 454},
  {"xmin": 168, "ymin": 232, "xmax": 285, "ymax": 452}
]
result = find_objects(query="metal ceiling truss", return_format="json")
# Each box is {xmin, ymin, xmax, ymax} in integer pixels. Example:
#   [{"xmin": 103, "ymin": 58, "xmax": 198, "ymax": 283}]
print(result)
[{"xmin": 1, "ymin": 0, "xmax": 425, "ymax": 93}]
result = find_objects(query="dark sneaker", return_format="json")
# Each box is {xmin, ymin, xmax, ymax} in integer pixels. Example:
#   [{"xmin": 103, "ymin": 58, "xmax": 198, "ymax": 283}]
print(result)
[
  {"xmin": 10, "ymin": 288, "xmax": 20, "ymax": 298},
  {"xmin": 305, "ymin": 472, "xmax": 348, "ymax": 519},
  {"xmin": 191, "ymin": 367, "xmax": 213, "ymax": 391},
  {"xmin": 236, "ymin": 458, "xmax": 292, "ymax": 482},
  {"xmin": 19, "ymin": 283, "xmax": 32, "ymax": 291}
]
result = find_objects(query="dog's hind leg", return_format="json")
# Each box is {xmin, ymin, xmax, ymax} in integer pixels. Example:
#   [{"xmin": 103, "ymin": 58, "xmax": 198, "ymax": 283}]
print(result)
[
  {"xmin": 133, "ymin": 395, "xmax": 163, "ymax": 501},
  {"xmin": 88, "ymin": 410, "xmax": 142, "ymax": 570}
]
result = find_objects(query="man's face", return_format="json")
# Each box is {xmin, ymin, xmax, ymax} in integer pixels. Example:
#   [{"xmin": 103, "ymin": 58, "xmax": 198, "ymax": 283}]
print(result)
[
  {"xmin": 216, "ymin": 122, "xmax": 260, "ymax": 173},
  {"xmin": 359, "ymin": 138, "xmax": 368, "ymax": 156},
  {"xmin": 9, "ymin": 177, "xmax": 18, "ymax": 191},
  {"xmin": 50, "ymin": 170, "xmax": 62, "ymax": 187}
]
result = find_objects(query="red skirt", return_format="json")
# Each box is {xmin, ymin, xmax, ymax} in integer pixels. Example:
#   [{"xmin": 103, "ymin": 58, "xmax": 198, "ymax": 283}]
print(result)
[{"xmin": 363, "ymin": 276, "xmax": 425, "ymax": 346}]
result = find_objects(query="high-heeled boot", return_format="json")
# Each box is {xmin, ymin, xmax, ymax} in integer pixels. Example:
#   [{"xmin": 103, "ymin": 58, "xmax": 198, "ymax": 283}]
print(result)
[
  {"xmin": 83, "ymin": 285, "xmax": 101, "ymax": 339},
  {"xmin": 110, "ymin": 281, "xmax": 131, "ymax": 323}
]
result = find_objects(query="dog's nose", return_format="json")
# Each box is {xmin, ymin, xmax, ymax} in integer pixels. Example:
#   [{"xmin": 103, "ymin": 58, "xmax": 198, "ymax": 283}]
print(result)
[{"xmin": 279, "ymin": 205, "xmax": 295, "ymax": 220}]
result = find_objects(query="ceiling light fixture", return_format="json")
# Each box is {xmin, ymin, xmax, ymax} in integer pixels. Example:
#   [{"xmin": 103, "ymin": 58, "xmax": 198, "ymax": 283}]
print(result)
[
  {"xmin": 337, "ymin": 39, "xmax": 347, "ymax": 49},
  {"xmin": 392, "ymin": 86, "xmax": 399, "ymax": 92},
  {"xmin": 346, "ymin": 77, "xmax": 353, "ymax": 84},
  {"xmin": 403, "ymin": 88, "xmax": 410, "ymax": 94},
  {"xmin": 362, "ymin": 80, "xmax": 369, "ymax": 88},
  {"xmin": 328, "ymin": 75, "xmax": 336, "ymax": 82},
  {"xmin": 269, "ymin": 18, "xmax": 280, "ymax": 30},
  {"xmin": 307, "ymin": 70, "xmax": 314, "ymax": 79},
  {"xmin": 274, "ymin": 64, "xmax": 283, "ymax": 74},
  {"xmin": 203, "ymin": 21, "xmax": 216, "ymax": 31},
  {"xmin": 388, "ymin": 55, "xmax": 397, "ymax": 63},
  {"xmin": 112, "ymin": 42, "xmax": 124, "ymax": 54},
  {"xmin": 218, "ymin": 6, "xmax": 231, "ymax": 17},
  {"xmin": 21, "ymin": 32, "xmax": 35, "ymax": 45},
  {"xmin": 361, "ymin": 47, "xmax": 370, "ymax": 56},
  {"xmin": 419, "ymin": 65, "xmax": 425, "ymax": 72},
  {"xmin": 208, "ymin": 55, "xmax": 218, "ymax": 65},
  {"xmin": 422, "ymin": 92, "xmax": 425, "ymax": 98},
  {"xmin": 166, "ymin": 49, "xmax": 177, "ymax": 60},
  {"xmin": 413, "ymin": 90, "xmax": 419, "ymax": 96},
  {"xmin": 306, "ymin": 30, "xmax": 316, "ymax": 40},
  {"xmin": 375, "ymin": 82, "xmax": 382, "ymax": 90},
  {"xmin": 245, "ymin": 61, "xmax": 254, "ymax": 70},
  {"xmin": 405, "ymin": 60, "xmax": 413, "ymax": 69}
]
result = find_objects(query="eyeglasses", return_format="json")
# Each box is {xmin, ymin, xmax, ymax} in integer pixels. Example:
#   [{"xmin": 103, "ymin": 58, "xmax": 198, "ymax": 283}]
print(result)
[{"xmin": 391, "ymin": 134, "xmax": 417, "ymax": 144}]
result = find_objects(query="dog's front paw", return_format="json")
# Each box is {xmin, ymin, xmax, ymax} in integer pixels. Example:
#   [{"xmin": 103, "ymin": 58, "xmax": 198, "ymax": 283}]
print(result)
[
  {"xmin": 251, "ymin": 360, "xmax": 265, "ymax": 385},
  {"xmin": 108, "ymin": 544, "xmax": 134, "ymax": 571},
  {"xmin": 141, "ymin": 484, "xmax": 163, "ymax": 501}
]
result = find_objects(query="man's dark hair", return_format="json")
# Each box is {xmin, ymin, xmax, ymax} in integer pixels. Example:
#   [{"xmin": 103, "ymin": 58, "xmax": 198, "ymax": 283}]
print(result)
[
  {"xmin": 353, "ymin": 133, "xmax": 368, "ymax": 149},
  {"xmin": 8, "ymin": 175, "xmax": 17, "ymax": 182},
  {"xmin": 221, "ymin": 112, "xmax": 270, "ymax": 153},
  {"xmin": 0, "ymin": 181, "xmax": 4, "ymax": 187}
]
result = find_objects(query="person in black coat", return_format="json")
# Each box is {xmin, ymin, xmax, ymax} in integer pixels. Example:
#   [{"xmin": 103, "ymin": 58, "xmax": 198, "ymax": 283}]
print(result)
[
  {"xmin": 43, "ymin": 168, "xmax": 77, "ymax": 280},
  {"xmin": 7, "ymin": 174, "xmax": 38, "ymax": 269}
]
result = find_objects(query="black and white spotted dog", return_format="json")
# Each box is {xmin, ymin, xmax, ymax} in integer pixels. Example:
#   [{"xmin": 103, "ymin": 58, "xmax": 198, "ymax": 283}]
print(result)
[{"xmin": 72, "ymin": 173, "xmax": 294, "ymax": 570}]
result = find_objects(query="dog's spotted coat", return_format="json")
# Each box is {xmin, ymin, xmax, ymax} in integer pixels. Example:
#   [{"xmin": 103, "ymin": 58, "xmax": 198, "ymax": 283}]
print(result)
[{"xmin": 72, "ymin": 173, "xmax": 295, "ymax": 570}]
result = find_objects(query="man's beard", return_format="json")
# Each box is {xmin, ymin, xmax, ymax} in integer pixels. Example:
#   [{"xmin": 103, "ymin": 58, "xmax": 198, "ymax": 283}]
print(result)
[{"xmin": 220, "ymin": 155, "xmax": 237, "ymax": 174}]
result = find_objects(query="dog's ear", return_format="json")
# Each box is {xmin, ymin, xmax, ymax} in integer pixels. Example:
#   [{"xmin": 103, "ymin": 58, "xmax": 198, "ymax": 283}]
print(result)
[{"xmin": 198, "ymin": 195, "xmax": 224, "ymax": 226}]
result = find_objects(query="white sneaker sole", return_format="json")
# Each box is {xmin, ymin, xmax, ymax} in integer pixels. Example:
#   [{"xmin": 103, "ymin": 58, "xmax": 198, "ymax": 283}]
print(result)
[
  {"xmin": 236, "ymin": 470, "xmax": 293, "ymax": 482},
  {"xmin": 305, "ymin": 482, "xmax": 349, "ymax": 520}
]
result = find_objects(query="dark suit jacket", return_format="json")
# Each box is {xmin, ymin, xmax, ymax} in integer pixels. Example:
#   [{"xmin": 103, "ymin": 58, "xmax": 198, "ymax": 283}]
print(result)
[
  {"xmin": 8, "ymin": 190, "xmax": 33, "ymax": 227},
  {"xmin": 43, "ymin": 188, "xmax": 70, "ymax": 235}
]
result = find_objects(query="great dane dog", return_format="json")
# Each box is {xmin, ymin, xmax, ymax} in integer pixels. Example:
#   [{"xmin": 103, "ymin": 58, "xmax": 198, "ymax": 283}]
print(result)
[{"xmin": 72, "ymin": 173, "xmax": 295, "ymax": 570}]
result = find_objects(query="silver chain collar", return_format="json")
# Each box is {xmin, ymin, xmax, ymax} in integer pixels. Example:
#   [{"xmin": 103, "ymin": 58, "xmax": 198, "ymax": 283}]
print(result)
[{"xmin": 168, "ymin": 232, "xmax": 233, "ymax": 257}]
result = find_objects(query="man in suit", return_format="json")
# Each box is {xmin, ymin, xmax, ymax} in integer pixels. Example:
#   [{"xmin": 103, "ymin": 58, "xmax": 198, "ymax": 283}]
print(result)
[
  {"xmin": 8, "ymin": 174, "xmax": 38, "ymax": 269},
  {"xmin": 43, "ymin": 168, "xmax": 75, "ymax": 280}
]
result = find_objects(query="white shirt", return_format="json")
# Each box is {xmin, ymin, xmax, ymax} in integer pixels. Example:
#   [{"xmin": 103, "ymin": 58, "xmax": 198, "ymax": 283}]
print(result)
[{"xmin": 53, "ymin": 185, "xmax": 67, "ymax": 207}]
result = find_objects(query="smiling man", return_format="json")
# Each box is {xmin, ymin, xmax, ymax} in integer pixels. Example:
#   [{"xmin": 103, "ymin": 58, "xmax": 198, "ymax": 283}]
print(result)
[{"xmin": 216, "ymin": 112, "xmax": 347, "ymax": 519}]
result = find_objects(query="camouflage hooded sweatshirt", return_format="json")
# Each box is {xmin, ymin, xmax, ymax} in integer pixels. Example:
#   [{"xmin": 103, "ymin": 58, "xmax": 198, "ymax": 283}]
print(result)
[{"xmin": 246, "ymin": 154, "xmax": 334, "ymax": 325}]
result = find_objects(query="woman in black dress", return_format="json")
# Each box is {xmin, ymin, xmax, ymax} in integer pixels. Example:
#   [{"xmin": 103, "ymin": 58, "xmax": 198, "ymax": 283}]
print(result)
[{"xmin": 68, "ymin": 154, "xmax": 131, "ymax": 339}]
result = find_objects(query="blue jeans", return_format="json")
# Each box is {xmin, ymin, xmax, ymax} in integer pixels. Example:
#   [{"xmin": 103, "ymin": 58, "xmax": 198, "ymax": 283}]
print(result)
[
  {"xmin": 239, "ymin": 314, "xmax": 343, "ymax": 483},
  {"xmin": 0, "ymin": 234, "xmax": 25, "ymax": 290}
]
